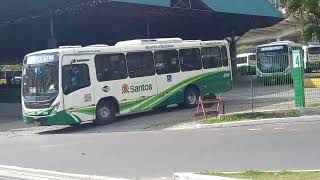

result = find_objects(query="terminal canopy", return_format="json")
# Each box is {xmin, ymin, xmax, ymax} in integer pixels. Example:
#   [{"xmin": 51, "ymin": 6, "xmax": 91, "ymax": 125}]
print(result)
[{"xmin": 0, "ymin": 0, "xmax": 283, "ymax": 64}]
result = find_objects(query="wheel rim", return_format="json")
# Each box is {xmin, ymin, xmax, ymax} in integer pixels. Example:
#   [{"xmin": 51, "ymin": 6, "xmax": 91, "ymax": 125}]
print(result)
[
  {"xmin": 99, "ymin": 106, "xmax": 111, "ymax": 119},
  {"xmin": 187, "ymin": 91, "xmax": 197, "ymax": 105}
]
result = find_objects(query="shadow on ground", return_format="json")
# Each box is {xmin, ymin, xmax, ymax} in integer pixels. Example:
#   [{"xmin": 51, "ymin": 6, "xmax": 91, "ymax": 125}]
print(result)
[{"xmin": 37, "ymin": 105, "xmax": 199, "ymax": 135}]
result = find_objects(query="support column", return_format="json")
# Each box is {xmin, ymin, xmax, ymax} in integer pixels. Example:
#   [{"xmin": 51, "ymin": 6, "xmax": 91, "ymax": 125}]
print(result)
[
  {"xmin": 48, "ymin": 14, "xmax": 58, "ymax": 48},
  {"xmin": 292, "ymin": 47, "xmax": 305, "ymax": 108},
  {"xmin": 146, "ymin": 22, "xmax": 150, "ymax": 39},
  {"xmin": 225, "ymin": 31, "xmax": 241, "ymax": 78},
  {"xmin": 229, "ymin": 40, "xmax": 237, "ymax": 78}
]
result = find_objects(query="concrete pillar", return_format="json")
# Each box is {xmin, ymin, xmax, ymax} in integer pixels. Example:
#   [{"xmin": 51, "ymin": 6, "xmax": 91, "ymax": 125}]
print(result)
[
  {"xmin": 226, "ymin": 31, "xmax": 238, "ymax": 78},
  {"xmin": 48, "ymin": 15, "xmax": 58, "ymax": 48},
  {"xmin": 146, "ymin": 22, "xmax": 150, "ymax": 39},
  {"xmin": 229, "ymin": 40, "xmax": 237, "ymax": 78}
]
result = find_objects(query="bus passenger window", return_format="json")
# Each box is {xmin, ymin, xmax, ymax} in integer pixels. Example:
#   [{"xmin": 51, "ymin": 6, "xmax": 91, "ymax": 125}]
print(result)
[
  {"xmin": 221, "ymin": 46, "xmax": 229, "ymax": 67},
  {"xmin": 201, "ymin": 47, "xmax": 222, "ymax": 69},
  {"xmin": 95, "ymin": 54, "xmax": 127, "ymax": 81},
  {"xmin": 237, "ymin": 57, "xmax": 247, "ymax": 64},
  {"xmin": 126, "ymin": 51, "xmax": 154, "ymax": 78},
  {"xmin": 179, "ymin": 48, "xmax": 202, "ymax": 72},
  {"xmin": 155, "ymin": 50, "xmax": 180, "ymax": 75},
  {"xmin": 62, "ymin": 64, "xmax": 90, "ymax": 95}
]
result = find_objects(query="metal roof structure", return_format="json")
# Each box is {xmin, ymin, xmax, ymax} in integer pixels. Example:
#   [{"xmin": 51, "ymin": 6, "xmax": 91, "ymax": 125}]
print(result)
[
  {"xmin": 0, "ymin": 0, "xmax": 284, "ymax": 64},
  {"xmin": 201, "ymin": 0, "xmax": 283, "ymax": 17},
  {"xmin": 237, "ymin": 17, "xmax": 301, "ymax": 45}
]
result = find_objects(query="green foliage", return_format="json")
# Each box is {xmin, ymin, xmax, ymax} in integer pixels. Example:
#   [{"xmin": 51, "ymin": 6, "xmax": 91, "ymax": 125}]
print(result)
[
  {"xmin": 2, "ymin": 64, "xmax": 22, "ymax": 71},
  {"xmin": 284, "ymin": 0, "xmax": 320, "ymax": 43},
  {"xmin": 201, "ymin": 170, "xmax": 320, "ymax": 180},
  {"xmin": 236, "ymin": 45, "xmax": 255, "ymax": 54}
]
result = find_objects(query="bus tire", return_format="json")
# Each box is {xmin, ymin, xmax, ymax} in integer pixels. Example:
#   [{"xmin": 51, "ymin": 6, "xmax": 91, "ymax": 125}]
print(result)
[
  {"xmin": 95, "ymin": 101, "xmax": 116, "ymax": 125},
  {"xmin": 183, "ymin": 87, "xmax": 199, "ymax": 109}
]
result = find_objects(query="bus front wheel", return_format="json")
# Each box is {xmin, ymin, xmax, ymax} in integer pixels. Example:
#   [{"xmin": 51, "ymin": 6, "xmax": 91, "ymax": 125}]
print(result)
[
  {"xmin": 95, "ymin": 101, "xmax": 116, "ymax": 125},
  {"xmin": 183, "ymin": 87, "xmax": 199, "ymax": 109}
]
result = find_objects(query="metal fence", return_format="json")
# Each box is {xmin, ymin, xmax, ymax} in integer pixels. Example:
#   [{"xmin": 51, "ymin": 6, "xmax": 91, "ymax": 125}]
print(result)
[
  {"xmin": 304, "ymin": 50, "xmax": 320, "ymax": 108},
  {"xmin": 221, "ymin": 74, "xmax": 294, "ymax": 114},
  {"xmin": 221, "ymin": 50, "xmax": 320, "ymax": 114}
]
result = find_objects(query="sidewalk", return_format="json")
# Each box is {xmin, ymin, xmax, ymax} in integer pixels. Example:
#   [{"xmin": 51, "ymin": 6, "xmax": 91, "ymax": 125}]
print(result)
[{"xmin": 167, "ymin": 114, "xmax": 320, "ymax": 130}]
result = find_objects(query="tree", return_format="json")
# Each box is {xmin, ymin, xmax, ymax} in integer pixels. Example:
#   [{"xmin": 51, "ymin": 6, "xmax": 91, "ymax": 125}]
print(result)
[
  {"xmin": 283, "ymin": 0, "xmax": 320, "ymax": 43},
  {"xmin": 2, "ymin": 64, "xmax": 22, "ymax": 71}
]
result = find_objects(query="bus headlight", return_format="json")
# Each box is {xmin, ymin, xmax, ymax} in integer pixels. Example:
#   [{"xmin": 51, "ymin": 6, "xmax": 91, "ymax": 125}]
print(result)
[{"xmin": 51, "ymin": 102, "xmax": 60, "ymax": 115}]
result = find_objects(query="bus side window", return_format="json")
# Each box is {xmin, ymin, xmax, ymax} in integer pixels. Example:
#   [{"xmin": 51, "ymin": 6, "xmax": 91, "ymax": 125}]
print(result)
[
  {"xmin": 62, "ymin": 64, "xmax": 91, "ymax": 95},
  {"xmin": 221, "ymin": 46, "xmax": 229, "ymax": 67},
  {"xmin": 155, "ymin": 50, "xmax": 180, "ymax": 75},
  {"xmin": 126, "ymin": 51, "xmax": 155, "ymax": 78},
  {"xmin": 201, "ymin": 47, "xmax": 222, "ymax": 69},
  {"xmin": 236, "ymin": 57, "xmax": 246, "ymax": 64},
  {"xmin": 95, "ymin": 54, "xmax": 127, "ymax": 82},
  {"xmin": 179, "ymin": 48, "xmax": 202, "ymax": 72}
]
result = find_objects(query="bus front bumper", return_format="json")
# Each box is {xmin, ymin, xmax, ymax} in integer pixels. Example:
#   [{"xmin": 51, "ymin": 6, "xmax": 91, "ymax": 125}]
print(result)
[
  {"xmin": 23, "ymin": 110, "xmax": 79, "ymax": 126},
  {"xmin": 257, "ymin": 73, "xmax": 292, "ymax": 84}
]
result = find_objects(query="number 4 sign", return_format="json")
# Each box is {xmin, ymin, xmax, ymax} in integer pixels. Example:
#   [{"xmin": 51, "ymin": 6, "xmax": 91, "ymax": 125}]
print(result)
[{"xmin": 293, "ymin": 49, "xmax": 302, "ymax": 68}]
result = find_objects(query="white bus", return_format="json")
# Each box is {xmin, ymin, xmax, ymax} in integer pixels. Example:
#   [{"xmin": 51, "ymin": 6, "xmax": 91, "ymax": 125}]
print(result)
[
  {"xmin": 22, "ymin": 38, "xmax": 232, "ymax": 126},
  {"xmin": 236, "ymin": 53, "xmax": 256, "ymax": 75},
  {"xmin": 256, "ymin": 41, "xmax": 302, "ymax": 84},
  {"xmin": 303, "ymin": 44, "xmax": 320, "ymax": 73}
]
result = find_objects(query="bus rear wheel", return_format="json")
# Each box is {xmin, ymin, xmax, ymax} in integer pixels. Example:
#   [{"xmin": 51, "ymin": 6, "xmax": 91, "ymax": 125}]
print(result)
[
  {"xmin": 183, "ymin": 87, "xmax": 199, "ymax": 109},
  {"xmin": 95, "ymin": 101, "xmax": 116, "ymax": 125}
]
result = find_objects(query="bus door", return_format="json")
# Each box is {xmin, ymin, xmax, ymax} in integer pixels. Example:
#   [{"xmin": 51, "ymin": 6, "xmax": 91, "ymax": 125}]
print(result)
[
  {"xmin": 124, "ymin": 51, "xmax": 157, "ymax": 112},
  {"xmin": 62, "ymin": 55, "xmax": 94, "ymax": 122}
]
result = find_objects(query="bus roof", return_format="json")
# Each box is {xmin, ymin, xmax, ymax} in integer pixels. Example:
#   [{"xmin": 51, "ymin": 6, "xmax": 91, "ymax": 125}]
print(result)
[
  {"xmin": 25, "ymin": 38, "xmax": 229, "ymax": 57},
  {"xmin": 308, "ymin": 44, "xmax": 320, "ymax": 48},
  {"xmin": 236, "ymin": 53, "xmax": 255, "ymax": 58},
  {"xmin": 257, "ymin": 41, "xmax": 302, "ymax": 48}
]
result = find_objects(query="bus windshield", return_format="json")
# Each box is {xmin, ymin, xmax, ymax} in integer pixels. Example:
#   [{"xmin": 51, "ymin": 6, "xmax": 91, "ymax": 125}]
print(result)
[
  {"xmin": 22, "ymin": 53, "xmax": 59, "ymax": 102},
  {"xmin": 257, "ymin": 45, "xmax": 289, "ymax": 73}
]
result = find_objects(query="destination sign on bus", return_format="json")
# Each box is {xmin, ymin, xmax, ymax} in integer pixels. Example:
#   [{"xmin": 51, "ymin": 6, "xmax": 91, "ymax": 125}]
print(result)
[
  {"xmin": 258, "ymin": 45, "xmax": 287, "ymax": 52},
  {"xmin": 26, "ymin": 53, "xmax": 59, "ymax": 64},
  {"xmin": 309, "ymin": 54, "xmax": 320, "ymax": 61}
]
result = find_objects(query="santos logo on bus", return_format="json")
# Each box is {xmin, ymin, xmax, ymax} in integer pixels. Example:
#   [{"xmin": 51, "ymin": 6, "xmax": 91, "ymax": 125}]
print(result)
[{"xmin": 122, "ymin": 84, "xmax": 153, "ymax": 94}]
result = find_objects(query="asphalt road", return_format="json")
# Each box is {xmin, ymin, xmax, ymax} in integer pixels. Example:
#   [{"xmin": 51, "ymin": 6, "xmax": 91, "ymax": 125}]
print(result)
[{"xmin": 0, "ymin": 118, "xmax": 320, "ymax": 179}]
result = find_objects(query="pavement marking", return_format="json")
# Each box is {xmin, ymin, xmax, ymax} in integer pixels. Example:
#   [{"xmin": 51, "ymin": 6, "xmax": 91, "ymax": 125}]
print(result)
[
  {"xmin": 0, "ymin": 165, "xmax": 132, "ymax": 180},
  {"xmin": 274, "ymin": 127, "xmax": 285, "ymax": 130},
  {"xmin": 248, "ymin": 128, "xmax": 262, "ymax": 131}
]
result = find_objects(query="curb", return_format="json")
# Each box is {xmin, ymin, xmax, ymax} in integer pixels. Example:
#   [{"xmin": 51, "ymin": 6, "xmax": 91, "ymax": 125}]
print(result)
[
  {"xmin": 0, "ymin": 165, "xmax": 132, "ymax": 180},
  {"xmin": 173, "ymin": 173, "xmax": 242, "ymax": 180},
  {"xmin": 197, "ymin": 115, "xmax": 320, "ymax": 129},
  {"xmin": 168, "ymin": 115, "xmax": 320, "ymax": 130}
]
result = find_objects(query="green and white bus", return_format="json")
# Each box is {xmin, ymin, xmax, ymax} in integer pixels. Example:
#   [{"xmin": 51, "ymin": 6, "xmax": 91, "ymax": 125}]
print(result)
[
  {"xmin": 303, "ymin": 44, "xmax": 320, "ymax": 73},
  {"xmin": 22, "ymin": 38, "xmax": 232, "ymax": 126},
  {"xmin": 256, "ymin": 41, "xmax": 302, "ymax": 85},
  {"xmin": 236, "ymin": 53, "xmax": 256, "ymax": 75}
]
